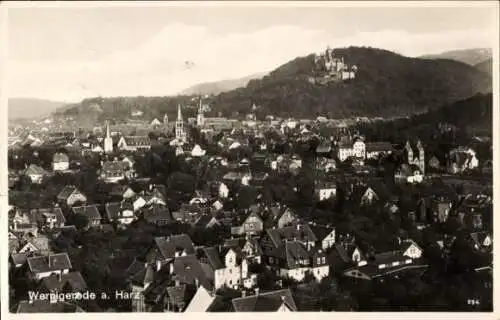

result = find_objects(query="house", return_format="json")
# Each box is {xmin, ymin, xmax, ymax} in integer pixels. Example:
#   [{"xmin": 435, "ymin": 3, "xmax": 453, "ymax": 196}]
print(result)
[
  {"xmin": 337, "ymin": 137, "xmax": 366, "ymax": 161},
  {"xmin": 52, "ymin": 152, "xmax": 70, "ymax": 171},
  {"xmin": 315, "ymin": 157, "xmax": 337, "ymax": 172},
  {"xmin": 24, "ymin": 164, "xmax": 47, "ymax": 184},
  {"xmin": 141, "ymin": 204, "xmax": 173, "ymax": 226},
  {"xmin": 231, "ymin": 211, "xmax": 264, "ymax": 236},
  {"xmin": 394, "ymin": 164, "xmax": 423, "ymax": 184},
  {"xmin": 117, "ymin": 136, "xmax": 151, "ymax": 151},
  {"xmin": 365, "ymin": 142, "xmax": 393, "ymax": 160},
  {"xmin": 105, "ymin": 202, "xmax": 136, "ymax": 225},
  {"xmin": 314, "ymin": 180, "xmax": 337, "ymax": 201},
  {"xmin": 57, "ymin": 186, "xmax": 87, "ymax": 206},
  {"xmin": 469, "ymin": 232, "xmax": 492, "ymax": 252},
  {"xmin": 447, "ymin": 147, "xmax": 480, "ymax": 173},
  {"xmin": 145, "ymin": 235, "xmax": 196, "ymax": 270},
  {"xmin": 343, "ymin": 239, "xmax": 425, "ymax": 281},
  {"xmin": 200, "ymin": 246, "xmax": 257, "ymax": 290},
  {"xmin": 71, "ymin": 205, "xmax": 102, "ymax": 227},
  {"xmin": 191, "ymin": 144, "xmax": 206, "ymax": 157},
  {"xmin": 218, "ymin": 182, "xmax": 230, "ymax": 199},
  {"xmin": 29, "ymin": 208, "xmax": 66, "ymax": 230},
  {"xmin": 231, "ymin": 288, "xmax": 298, "ymax": 312},
  {"xmin": 100, "ymin": 160, "xmax": 127, "ymax": 183},
  {"xmin": 184, "ymin": 285, "xmax": 223, "ymax": 312},
  {"xmin": 262, "ymin": 225, "xmax": 330, "ymax": 282},
  {"xmin": 38, "ymin": 271, "xmax": 88, "ymax": 294},
  {"xmin": 309, "ymin": 224, "xmax": 336, "ymax": 251},
  {"xmin": 193, "ymin": 214, "xmax": 220, "ymax": 228},
  {"xmin": 170, "ymin": 254, "xmax": 214, "ymax": 293},
  {"xmin": 265, "ymin": 205, "xmax": 298, "ymax": 229},
  {"xmin": 27, "ymin": 252, "xmax": 72, "ymax": 280},
  {"xmin": 110, "ymin": 184, "xmax": 136, "ymax": 200},
  {"xmin": 241, "ymin": 236, "xmax": 264, "ymax": 264}
]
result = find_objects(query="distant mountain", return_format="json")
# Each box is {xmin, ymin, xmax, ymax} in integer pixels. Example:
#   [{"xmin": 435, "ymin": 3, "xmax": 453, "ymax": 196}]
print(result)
[
  {"xmin": 180, "ymin": 72, "xmax": 268, "ymax": 96},
  {"xmin": 57, "ymin": 46, "xmax": 492, "ymax": 121},
  {"xmin": 9, "ymin": 98, "xmax": 67, "ymax": 120},
  {"xmin": 474, "ymin": 58, "xmax": 492, "ymax": 75},
  {"xmin": 419, "ymin": 48, "xmax": 492, "ymax": 66}
]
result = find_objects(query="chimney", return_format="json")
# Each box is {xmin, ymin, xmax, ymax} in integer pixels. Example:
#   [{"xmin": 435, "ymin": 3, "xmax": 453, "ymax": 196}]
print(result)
[
  {"xmin": 48, "ymin": 255, "xmax": 52, "ymax": 268},
  {"xmin": 254, "ymin": 288, "xmax": 260, "ymax": 296},
  {"xmin": 241, "ymin": 290, "xmax": 247, "ymax": 298}
]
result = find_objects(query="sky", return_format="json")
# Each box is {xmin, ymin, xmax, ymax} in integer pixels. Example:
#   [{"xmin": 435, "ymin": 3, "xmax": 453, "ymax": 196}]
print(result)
[{"xmin": 6, "ymin": 2, "xmax": 498, "ymax": 102}]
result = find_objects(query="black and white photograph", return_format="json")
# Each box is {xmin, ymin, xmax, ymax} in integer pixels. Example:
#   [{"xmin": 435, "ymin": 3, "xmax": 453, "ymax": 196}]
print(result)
[{"xmin": 3, "ymin": 1, "xmax": 498, "ymax": 314}]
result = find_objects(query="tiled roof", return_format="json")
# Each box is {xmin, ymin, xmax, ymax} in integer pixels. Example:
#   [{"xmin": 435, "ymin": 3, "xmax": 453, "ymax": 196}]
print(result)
[
  {"xmin": 172, "ymin": 254, "xmax": 213, "ymax": 291},
  {"xmin": 29, "ymin": 208, "xmax": 66, "ymax": 225},
  {"xmin": 40, "ymin": 272, "xmax": 87, "ymax": 292},
  {"xmin": 231, "ymin": 288, "xmax": 297, "ymax": 312},
  {"xmin": 142, "ymin": 204, "xmax": 172, "ymax": 223},
  {"xmin": 267, "ymin": 224, "xmax": 318, "ymax": 247},
  {"xmin": 121, "ymin": 136, "xmax": 151, "ymax": 147},
  {"xmin": 53, "ymin": 152, "xmax": 69, "ymax": 163},
  {"xmin": 72, "ymin": 205, "xmax": 102, "ymax": 220},
  {"xmin": 57, "ymin": 186, "xmax": 82, "ymax": 200},
  {"xmin": 365, "ymin": 142, "xmax": 393, "ymax": 152},
  {"xmin": 153, "ymin": 234, "xmax": 196, "ymax": 260},
  {"xmin": 105, "ymin": 202, "xmax": 134, "ymax": 221},
  {"xmin": 27, "ymin": 252, "xmax": 72, "ymax": 274},
  {"xmin": 25, "ymin": 164, "xmax": 47, "ymax": 176}
]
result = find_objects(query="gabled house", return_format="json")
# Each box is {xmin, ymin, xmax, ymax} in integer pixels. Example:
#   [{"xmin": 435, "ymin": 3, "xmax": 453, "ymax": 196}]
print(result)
[
  {"xmin": 365, "ymin": 142, "xmax": 393, "ymax": 160},
  {"xmin": 314, "ymin": 180, "xmax": 337, "ymax": 201},
  {"xmin": 71, "ymin": 204, "xmax": 102, "ymax": 227},
  {"xmin": 110, "ymin": 184, "xmax": 136, "ymax": 200},
  {"xmin": 264, "ymin": 205, "xmax": 298, "ymax": 229},
  {"xmin": 145, "ymin": 235, "xmax": 196, "ymax": 270},
  {"xmin": 343, "ymin": 239, "xmax": 425, "ymax": 281},
  {"xmin": 29, "ymin": 207, "xmax": 66, "ymax": 230},
  {"xmin": 57, "ymin": 185, "xmax": 87, "ymax": 207},
  {"xmin": 100, "ymin": 160, "xmax": 127, "ymax": 183},
  {"xmin": 105, "ymin": 201, "xmax": 136, "ymax": 225},
  {"xmin": 394, "ymin": 164, "xmax": 423, "ymax": 184},
  {"xmin": 141, "ymin": 204, "xmax": 173, "ymax": 226},
  {"xmin": 52, "ymin": 152, "xmax": 70, "ymax": 171},
  {"xmin": 262, "ymin": 224, "xmax": 329, "ymax": 282},
  {"xmin": 231, "ymin": 211, "xmax": 264, "ymax": 236},
  {"xmin": 24, "ymin": 164, "xmax": 48, "ymax": 184},
  {"xmin": 199, "ymin": 246, "xmax": 257, "ymax": 290},
  {"xmin": 231, "ymin": 288, "xmax": 298, "ymax": 312},
  {"xmin": 469, "ymin": 232, "xmax": 492, "ymax": 252},
  {"xmin": 27, "ymin": 252, "xmax": 72, "ymax": 280},
  {"xmin": 309, "ymin": 224, "xmax": 336, "ymax": 251},
  {"xmin": 38, "ymin": 271, "xmax": 88, "ymax": 294}
]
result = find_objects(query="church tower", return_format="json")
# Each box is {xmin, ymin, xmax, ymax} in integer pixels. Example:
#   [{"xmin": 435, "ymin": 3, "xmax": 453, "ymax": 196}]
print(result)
[
  {"xmin": 416, "ymin": 140, "xmax": 425, "ymax": 175},
  {"xmin": 196, "ymin": 97, "xmax": 205, "ymax": 127},
  {"xmin": 104, "ymin": 120, "xmax": 113, "ymax": 154},
  {"xmin": 175, "ymin": 104, "xmax": 186, "ymax": 142}
]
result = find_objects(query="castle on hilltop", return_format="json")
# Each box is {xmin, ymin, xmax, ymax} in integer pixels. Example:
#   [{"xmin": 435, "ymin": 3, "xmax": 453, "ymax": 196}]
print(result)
[{"xmin": 309, "ymin": 46, "xmax": 358, "ymax": 85}]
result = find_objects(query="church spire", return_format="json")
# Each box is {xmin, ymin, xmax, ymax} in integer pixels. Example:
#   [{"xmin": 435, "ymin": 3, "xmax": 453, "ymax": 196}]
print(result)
[
  {"xmin": 106, "ymin": 120, "xmax": 110, "ymax": 138},
  {"xmin": 177, "ymin": 104, "xmax": 183, "ymax": 122}
]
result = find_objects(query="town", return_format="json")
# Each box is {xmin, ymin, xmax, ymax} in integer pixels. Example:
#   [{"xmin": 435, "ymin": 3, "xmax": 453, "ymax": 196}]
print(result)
[{"xmin": 7, "ymin": 94, "xmax": 493, "ymax": 312}]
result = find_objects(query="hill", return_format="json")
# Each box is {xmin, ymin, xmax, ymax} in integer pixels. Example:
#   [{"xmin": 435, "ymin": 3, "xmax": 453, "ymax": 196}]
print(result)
[
  {"xmin": 212, "ymin": 46, "xmax": 492, "ymax": 118},
  {"xmin": 180, "ymin": 72, "xmax": 268, "ymax": 96},
  {"xmin": 9, "ymin": 98, "xmax": 67, "ymax": 120},
  {"xmin": 419, "ymin": 48, "xmax": 492, "ymax": 66},
  {"xmin": 474, "ymin": 58, "xmax": 492, "ymax": 76},
  {"xmin": 56, "ymin": 46, "xmax": 492, "ymax": 121},
  {"xmin": 357, "ymin": 92, "xmax": 493, "ymax": 144}
]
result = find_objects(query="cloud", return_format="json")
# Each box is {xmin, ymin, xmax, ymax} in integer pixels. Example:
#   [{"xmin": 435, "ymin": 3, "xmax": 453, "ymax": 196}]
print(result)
[{"xmin": 8, "ymin": 24, "xmax": 494, "ymax": 101}]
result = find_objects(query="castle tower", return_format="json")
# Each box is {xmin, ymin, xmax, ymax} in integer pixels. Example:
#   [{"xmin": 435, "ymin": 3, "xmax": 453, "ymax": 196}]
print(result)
[
  {"xmin": 104, "ymin": 120, "xmax": 113, "ymax": 154},
  {"xmin": 196, "ymin": 97, "xmax": 205, "ymax": 127},
  {"xmin": 175, "ymin": 104, "xmax": 186, "ymax": 142}
]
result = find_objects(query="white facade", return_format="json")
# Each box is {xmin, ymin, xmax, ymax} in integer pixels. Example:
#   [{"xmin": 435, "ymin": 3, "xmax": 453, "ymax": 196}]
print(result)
[
  {"xmin": 53, "ymin": 161, "xmax": 69, "ymax": 172},
  {"xmin": 317, "ymin": 188, "xmax": 336, "ymax": 201},
  {"xmin": 118, "ymin": 209, "xmax": 135, "ymax": 225},
  {"xmin": 214, "ymin": 249, "xmax": 242, "ymax": 290},
  {"xmin": 279, "ymin": 265, "xmax": 329, "ymax": 282},
  {"xmin": 33, "ymin": 268, "xmax": 69, "ymax": 281},
  {"xmin": 219, "ymin": 183, "xmax": 229, "ymax": 199},
  {"xmin": 321, "ymin": 230, "xmax": 336, "ymax": 250}
]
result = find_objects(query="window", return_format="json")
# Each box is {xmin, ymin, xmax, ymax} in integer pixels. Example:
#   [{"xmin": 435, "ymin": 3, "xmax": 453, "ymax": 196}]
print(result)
[
  {"xmin": 322, "ymin": 257, "xmax": 326, "ymax": 264},
  {"xmin": 317, "ymin": 258, "xmax": 321, "ymax": 264},
  {"xmin": 269, "ymin": 257, "xmax": 274, "ymax": 264}
]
